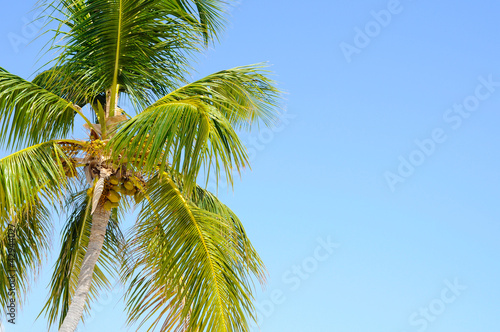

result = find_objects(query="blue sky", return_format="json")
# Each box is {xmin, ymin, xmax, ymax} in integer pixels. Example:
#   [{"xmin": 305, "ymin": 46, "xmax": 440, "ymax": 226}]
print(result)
[{"xmin": 1, "ymin": 0, "xmax": 500, "ymax": 331}]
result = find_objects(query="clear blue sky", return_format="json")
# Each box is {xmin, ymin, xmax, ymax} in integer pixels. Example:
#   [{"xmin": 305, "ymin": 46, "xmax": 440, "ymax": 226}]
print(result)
[{"xmin": 1, "ymin": 0, "xmax": 500, "ymax": 331}]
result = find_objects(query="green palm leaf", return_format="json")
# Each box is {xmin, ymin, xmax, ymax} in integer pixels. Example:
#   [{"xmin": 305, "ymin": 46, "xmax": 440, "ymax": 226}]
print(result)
[
  {"xmin": 0, "ymin": 68, "xmax": 84, "ymax": 148},
  {"xmin": 0, "ymin": 203, "xmax": 51, "ymax": 314},
  {"xmin": 32, "ymin": 66, "xmax": 95, "ymax": 108},
  {"xmin": 49, "ymin": 0, "xmax": 214, "ymax": 109},
  {"xmin": 110, "ymin": 96, "xmax": 248, "ymax": 191},
  {"xmin": 152, "ymin": 64, "xmax": 282, "ymax": 130},
  {"xmin": 171, "ymin": 0, "xmax": 231, "ymax": 44},
  {"xmin": 110, "ymin": 64, "xmax": 281, "ymax": 191},
  {"xmin": 0, "ymin": 141, "xmax": 72, "ymax": 216},
  {"xmin": 123, "ymin": 173, "xmax": 265, "ymax": 331},
  {"xmin": 190, "ymin": 184, "xmax": 266, "ymax": 282}
]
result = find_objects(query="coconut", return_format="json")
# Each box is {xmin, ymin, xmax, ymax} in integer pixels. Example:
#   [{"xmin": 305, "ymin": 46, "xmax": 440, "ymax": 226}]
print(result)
[
  {"xmin": 124, "ymin": 181, "xmax": 134, "ymax": 191},
  {"xmin": 110, "ymin": 184, "xmax": 121, "ymax": 193},
  {"xmin": 107, "ymin": 190, "xmax": 121, "ymax": 203},
  {"xmin": 109, "ymin": 176, "xmax": 119, "ymax": 185},
  {"xmin": 103, "ymin": 200, "xmax": 113, "ymax": 211}
]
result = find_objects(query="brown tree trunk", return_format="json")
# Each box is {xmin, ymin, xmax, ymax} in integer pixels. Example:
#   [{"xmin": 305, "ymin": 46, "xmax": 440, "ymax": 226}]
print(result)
[{"xmin": 59, "ymin": 205, "xmax": 111, "ymax": 332}]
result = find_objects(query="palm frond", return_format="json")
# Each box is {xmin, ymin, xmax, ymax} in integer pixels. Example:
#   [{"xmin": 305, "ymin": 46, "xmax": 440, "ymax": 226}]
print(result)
[
  {"xmin": 0, "ymin": 68, "xmax": 85, "ymax": 148},
  {"xmin": 122, "ymin": 173, "xmax": 265, "ymax": 332},
  {"xmin": 171, "ymin": 0, "xmax": 232, "ymax": 44},
  {"xmin": 0, "ymin": 203, "xmax": 51, "ymax": 314},
  {"xmin": 109, "ymin": 96, "xmax": 247, "ymax": 192},
  {"xmin": 41, "ymin": 190, "xmax": 124, "ymax": 328},
  {"xmin": 46, "ymin": 0, "xmax": 210, "ymax": 109},
  {"xmin": 0, "ymin": 141, "xmax": 72, "ymax": 216},
  {"xmin": 110, "ymin": 64, "xmax": 281, "ymax": 191},
  {"xmin": 152, "ymin": 64, "xmax": 282, "ymax": 130},
  {"xmin": 32, "ymin": 66, "xmax": 95, "ymax": 108},
  {"xmin": 171, "ymin": 173, "xmax": 265, "ymax": 280},
  {"xmin": 190, "ymin": 184, "xmax": 266, "ymax": 282}
]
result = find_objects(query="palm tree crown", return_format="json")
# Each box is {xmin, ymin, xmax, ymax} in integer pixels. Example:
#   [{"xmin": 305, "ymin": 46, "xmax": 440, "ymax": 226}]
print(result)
[{"xmin": 0, "ymin": 1, "xmax": 281, "ymax": 331}]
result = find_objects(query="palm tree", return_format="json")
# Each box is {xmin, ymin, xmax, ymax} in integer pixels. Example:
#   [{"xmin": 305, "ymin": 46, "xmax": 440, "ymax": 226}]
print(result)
[{"xmin": 0, "ymin": 1, "xmax": 280, "ymax": 331}]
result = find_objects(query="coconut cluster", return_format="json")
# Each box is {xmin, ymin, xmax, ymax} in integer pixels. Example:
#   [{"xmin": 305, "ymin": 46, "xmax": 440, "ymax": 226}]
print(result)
[{"xmin": 87, "ymin": 174, "xmax": 145, "ymax": 211}]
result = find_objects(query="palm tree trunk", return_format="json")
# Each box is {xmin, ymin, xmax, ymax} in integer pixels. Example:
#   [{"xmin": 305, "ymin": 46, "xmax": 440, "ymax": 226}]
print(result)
[{"xmin": 59, "ymin": 205, "xmax": 111, "ymax": 332}]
